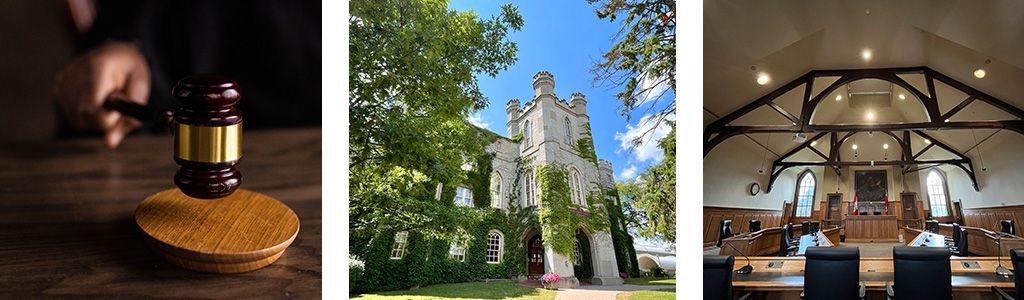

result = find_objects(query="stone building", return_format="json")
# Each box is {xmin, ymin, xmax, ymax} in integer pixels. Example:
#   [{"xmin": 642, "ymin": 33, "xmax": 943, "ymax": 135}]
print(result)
[
  {"xmin": 493, "ymin": 71, "xmax": 623, "ymax": 287},
  {"xmin": 359, "ymin": 71, "xmax": 635, "ymax": 292}
]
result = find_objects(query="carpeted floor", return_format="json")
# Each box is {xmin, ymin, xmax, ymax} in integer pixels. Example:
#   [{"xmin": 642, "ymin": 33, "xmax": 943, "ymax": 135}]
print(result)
[{"xmin": 837, "ymin": 242, "xmax": 904, "ymax": 257}]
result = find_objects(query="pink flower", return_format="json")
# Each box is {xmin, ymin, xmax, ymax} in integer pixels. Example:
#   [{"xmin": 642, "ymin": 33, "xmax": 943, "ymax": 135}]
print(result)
[{"xmin": 541, "ymin": 273, "xmax": 560, "ymax": 284}]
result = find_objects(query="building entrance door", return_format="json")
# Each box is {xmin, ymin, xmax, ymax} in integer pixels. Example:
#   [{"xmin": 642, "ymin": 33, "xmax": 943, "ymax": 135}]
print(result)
[{"xmin": 527, "ymin": 235, "xmax": 544, "ymax": 280}]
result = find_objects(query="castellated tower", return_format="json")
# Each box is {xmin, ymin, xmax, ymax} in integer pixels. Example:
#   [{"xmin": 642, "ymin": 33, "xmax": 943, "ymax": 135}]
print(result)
[
  {"xmin": 505, "ymin": 71, "xmax": 614, "ymax": 190},
  {"xmin": 495, "ymin": 70, "xmax": 622, "ymax": 287}
]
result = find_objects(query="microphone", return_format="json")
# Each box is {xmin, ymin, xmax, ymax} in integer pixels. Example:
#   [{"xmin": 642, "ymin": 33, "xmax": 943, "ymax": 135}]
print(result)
[
  {"xmin": 996, "ymin": 233, "xmax": 1013, "ymax": 277},
  {"xmin": 724, "ymin": 240, "xmax": 754, "ymax": 274}
]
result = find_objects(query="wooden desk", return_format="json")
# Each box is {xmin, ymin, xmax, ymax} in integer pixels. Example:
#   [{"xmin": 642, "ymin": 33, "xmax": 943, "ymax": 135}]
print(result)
[
  {"xmin": 731, "ymin": 257, "xmax": 1014, "ymax": 299},
  {"xmin": 936, "ymin": 223, "xmax": 1024, "ymax": 256},
  {"xmin": 906, "ymin": 229, "xmax": 948, "ymax": 248},
  {"xmin": 0, "ymin": 128, "xmax": 322, "ymax": 298},
  {"xmin": 796, "ymin": 231, "xmax": 834, "ymax": 256},
  {"xmin": 845, "ymin": 215, "xmax": 898, "ymax": 242},
  {"xmin": 721, "ymin": 227, "xmax": 784, "ymax": 257}
]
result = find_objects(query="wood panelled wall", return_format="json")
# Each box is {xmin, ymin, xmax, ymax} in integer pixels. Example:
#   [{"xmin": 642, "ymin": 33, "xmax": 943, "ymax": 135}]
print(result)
[
  {"xmin": 962, "ymin": 204, "xmax": 1024, "ymax": 234},
  {"xmin": 703, "ymin": 206, "xmax": 784, "ymax": 247}
]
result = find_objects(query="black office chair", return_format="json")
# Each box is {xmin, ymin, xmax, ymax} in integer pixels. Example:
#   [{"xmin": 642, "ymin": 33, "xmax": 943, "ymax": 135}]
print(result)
[
  {"xmin": 786, "ymin": 222, "xmax": 799, "ymax": 244},
  {"xmin": 887, "ymin": 246, "xmax": 952, "ymax": 300},
  {"xmin": 717, "ymin": 219, "xmax": 733, "ymax": 247},
  {"xmin": 925, "ymin": 220, "xmax": 939, "ymax": 233},
  {"xmin": 749, "ymin": 219, "xmax": 762, "ymax": 232},
  {"xmin": 802, "ymin": 221, "xmax": 810, "ymax": 235},
  {"xmin": 803, "ymin": 247, "xmax": 865, "ymax": 300},
  {"xmin": 703, "ymin": 256, "xmax": 751, "ymax": 300},
  {"xmin": 1001, "ymin": 219, "xmax": 1016, "ymax": 236},
  {"xmin": 992, "ymin": 249, "xmax": 1024, "ymax": 300},
  {"xmin": 945, "ymin": 223, "xmax": 960, "ymax": 246},
  {"xmin": 704, "ymin": 256, "xmax": 733, "ymax": 300},
  {"xmin": 780, "ymin": 223, "xmax": 798, "ymax": 256},
  {"xmin": 950, "ymin": 227, "xmax": 969, "ymax": 257},
  {"xmin": 810, "ymin": 221, "xmax": 821, "ymax": 233}
]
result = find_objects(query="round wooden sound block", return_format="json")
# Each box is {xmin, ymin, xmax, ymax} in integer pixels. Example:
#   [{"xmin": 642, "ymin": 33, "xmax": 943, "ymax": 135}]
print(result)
[{"xmin": 135, "ymin": 188, "xmax": 299, "ymax": 273}]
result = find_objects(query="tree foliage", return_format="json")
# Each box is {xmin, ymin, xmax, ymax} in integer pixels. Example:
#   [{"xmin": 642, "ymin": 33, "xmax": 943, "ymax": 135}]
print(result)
[
  {"xmin": 616, "ymin": 122, "xmax": 675, "ymax": 243},
  {"xmin": 587, "ymin": 0, "xmax": 675, "ymax": 124},
  {"xmin": 349, "ymin": 0, "xmax": 523, "ymax": 248}
]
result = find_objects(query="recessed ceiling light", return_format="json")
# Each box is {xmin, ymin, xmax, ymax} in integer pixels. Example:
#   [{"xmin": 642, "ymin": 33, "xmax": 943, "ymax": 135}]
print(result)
[
  {"xmin": 835, "ymin": 94, "xmax": 843, "ymax": 101},
  {"xmin": 883, "ymin": 143, "xmax": 889, "ymax": 149},
  {"xmin": 945, "ymin": 119, "xmax": 950, "ymax": 122},
  {"xmin": 866, "ymin": 111, "xmax": 875, "ymax": 120},
  {"xmin": 898, "ymin": 93, "xmax": 906, "ymax": 100},
  {"xmin": 756, "ymin": 73, "xmax": 770, "ymax": 85},
  {"xmin": 811, "ymin": 141, "xmax": 818, "ymax": 146},
  {"xmin": 975, "ymin": 69, "xmax": 986, "ymax": 78},
  {"xmin": 924, "ymin": 139, "xmax": 932, "ymax": 144},
  {"xmin": 862, "ymin": 49, "xmax": 873, "ymax": 61},
  {"xmin": 852, "ymin": 144, "xmax": 859, "ymax": 150}
]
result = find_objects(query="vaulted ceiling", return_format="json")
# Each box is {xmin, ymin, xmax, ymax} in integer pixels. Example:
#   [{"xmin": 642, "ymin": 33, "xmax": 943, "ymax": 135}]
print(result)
[{"xmin": 704, "ymin": 0, "xmax": 1024, "ymax": 161}]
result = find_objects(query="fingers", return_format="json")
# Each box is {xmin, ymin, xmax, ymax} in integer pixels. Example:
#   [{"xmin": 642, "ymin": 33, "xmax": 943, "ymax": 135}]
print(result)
[
  {"xmin": 52, "ymin": 41, "xmax": 151, "ymax": 148},
  {"xmin": 105, "ymin": 115, "xmax": 142, "ymax": 149}
]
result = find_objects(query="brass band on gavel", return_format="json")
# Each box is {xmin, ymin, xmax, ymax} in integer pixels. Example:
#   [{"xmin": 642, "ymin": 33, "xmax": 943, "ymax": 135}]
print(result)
[{"xmin": 174, "ymin": 122, "xmax": 243, "ymax": 163}]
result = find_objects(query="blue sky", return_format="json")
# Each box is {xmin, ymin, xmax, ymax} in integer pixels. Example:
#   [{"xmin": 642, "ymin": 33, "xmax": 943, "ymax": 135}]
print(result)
[{"xmin": 450, "ymin": 0, "xmax": 674, "ymax": 186}]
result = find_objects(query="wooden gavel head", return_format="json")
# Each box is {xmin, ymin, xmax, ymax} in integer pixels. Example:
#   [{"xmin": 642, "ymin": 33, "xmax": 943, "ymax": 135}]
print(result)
[{"xmin": 171, "ymin": 75, "xmax": 243, "ymax": 199}]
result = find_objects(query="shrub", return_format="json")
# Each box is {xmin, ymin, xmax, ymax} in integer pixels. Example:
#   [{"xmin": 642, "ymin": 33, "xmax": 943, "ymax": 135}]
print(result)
[{"xmin": 651, "ymin": 266, "xmax": 665, "ymax": 278}]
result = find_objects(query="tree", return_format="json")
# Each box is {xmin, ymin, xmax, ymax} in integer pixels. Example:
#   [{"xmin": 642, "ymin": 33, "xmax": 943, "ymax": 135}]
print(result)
[
  {"xmin": 587, "ymin": 0, "xmax": 675, "ymax": 131},
  {"xmin": 616, "ymin": 122, "xmax": 675, "ymax": 243},
  {"xmin": 349, "ymin": 0, "xmax": 523, "ymax": 256}
]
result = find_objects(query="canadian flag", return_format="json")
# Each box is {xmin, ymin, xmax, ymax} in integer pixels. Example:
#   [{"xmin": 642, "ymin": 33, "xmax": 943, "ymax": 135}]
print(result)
[
  {"xmin": 884, "ymin": 194, "xmax": 890, "ymax": 214},
  {"xmin": 852, "ymin": 194, "xmax": 859, "ymax": 215}
]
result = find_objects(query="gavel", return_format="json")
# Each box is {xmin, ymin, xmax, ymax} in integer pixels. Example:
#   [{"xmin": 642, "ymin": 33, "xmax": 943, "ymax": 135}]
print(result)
[{"xmin": 104, "ymin": 75, "xmax": 242, "ymax": 199}]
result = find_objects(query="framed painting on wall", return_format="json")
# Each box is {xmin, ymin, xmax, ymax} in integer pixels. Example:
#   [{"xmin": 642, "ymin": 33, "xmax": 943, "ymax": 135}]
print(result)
[{"xmin": 855, "ymin": 170, "xmax": 888, "ymax": 202}]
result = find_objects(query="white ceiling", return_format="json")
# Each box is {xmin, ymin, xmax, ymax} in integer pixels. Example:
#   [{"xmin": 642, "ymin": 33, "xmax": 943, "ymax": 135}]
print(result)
[{"xmin": 705, "ymin": 0, "xmax": 1024, "ymax": 161}]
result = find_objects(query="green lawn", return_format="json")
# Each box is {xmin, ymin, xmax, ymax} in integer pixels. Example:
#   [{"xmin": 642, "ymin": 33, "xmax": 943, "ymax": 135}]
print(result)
[
  {"xmin": 615, "ymin": 289, "xmax": 676, "ymax": 300},
  {"xmin": 624, "ymin": 277, "xmax": 676, "ymax": 286},
  {"xmin": 351, "ymin": 282, "xmax": 557, "ymax": 300}
]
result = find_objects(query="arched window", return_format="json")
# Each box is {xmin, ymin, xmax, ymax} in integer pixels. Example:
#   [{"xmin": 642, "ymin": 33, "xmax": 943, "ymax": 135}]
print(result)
[
  {"xmin": 568, "ymin": 167, "xmax": 584, "ymax": 206},
  {"xmin": 490, "ymin": 172, "xmax": 503, "ymax": 209},
  {"xmin": 794, "ymin": 170, "xmax": 816, "ymax": 217},
  {"xmin": 524, "ymin": 120, "xmax": 532, "ymax": 146},
  {"xmin": 927, "ymin": 170, "xmax": 950, "ymax": 217},
  {"xmin": 564, "ymin": 117, "xmax": 573, "ymax": 144},
  {"xmin": 486, "ymin": 230, "xmax": 503, "ymax": 264},
  {"xmin": 524, "ymin": 168, "xmax": 536, "ymax": 206}
]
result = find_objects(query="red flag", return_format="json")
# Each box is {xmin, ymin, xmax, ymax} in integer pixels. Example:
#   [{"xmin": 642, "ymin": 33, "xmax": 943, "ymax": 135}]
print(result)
[
  {"xmin": 884, "ymin": 194, "xmax": 890, "ymax": 214},
  {"xmin": 852, "ymin": 194, "xmax": 859, "ymax": 215}
]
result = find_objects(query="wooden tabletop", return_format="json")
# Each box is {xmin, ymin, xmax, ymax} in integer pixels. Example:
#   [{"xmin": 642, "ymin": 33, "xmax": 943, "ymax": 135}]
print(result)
[
  {"xmin": 908, "ymin": 231, "xmax": 948, "ymax": 248},
  {"xmin": 731, "ymin": 256, "xmax": 1015, "ymax": 292},
  {"xmin": 0, "ymin": 128, "xmax": 322, "ymax": 298},
  {"xmin": 796, "ymin": 232, "xmax": 834, "ymax": 256}
]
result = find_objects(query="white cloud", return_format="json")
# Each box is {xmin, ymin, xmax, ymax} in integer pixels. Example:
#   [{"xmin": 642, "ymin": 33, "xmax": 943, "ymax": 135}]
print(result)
[
  {"xmin": 615, "ymin": 113, "xmax": 674, "ymax": 163},
  {"xmin": 636, "ymin": 74, "xmax": 670, "ymax": 106},
  {"xmin": 466, "ymin": 112, "xmax": 491, "ymax": 130},
  {"xmin": 617, "ymin": 164, "xmax": 638, "ymax": 181}
]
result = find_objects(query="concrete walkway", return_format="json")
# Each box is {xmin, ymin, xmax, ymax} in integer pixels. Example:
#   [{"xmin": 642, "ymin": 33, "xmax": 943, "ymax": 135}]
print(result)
[{"xmin": 554, "ymin": 284, "xmax": 672, "ymax": 300}]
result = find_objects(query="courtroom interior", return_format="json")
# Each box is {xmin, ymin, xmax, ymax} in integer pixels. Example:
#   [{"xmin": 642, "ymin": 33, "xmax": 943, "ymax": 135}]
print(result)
[{"xmin": 704, "ymin": 1, "xmax": 1024, "ymax": 299}]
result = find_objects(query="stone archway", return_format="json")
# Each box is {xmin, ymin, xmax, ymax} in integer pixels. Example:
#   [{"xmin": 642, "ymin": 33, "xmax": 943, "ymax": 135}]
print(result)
[
  {"xmin": 637, "ymin": 253, "xmax": 661, "ymax": 273},
  {"xmin": 573, "ymin": 229, "xmax": 594, "ymax": 281}
]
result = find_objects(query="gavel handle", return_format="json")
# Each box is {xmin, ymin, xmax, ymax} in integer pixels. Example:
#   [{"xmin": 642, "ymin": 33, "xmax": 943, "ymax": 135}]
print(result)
[{"xmin": 102, "ymin": 97, "xmax": 174, "ymax": 129}]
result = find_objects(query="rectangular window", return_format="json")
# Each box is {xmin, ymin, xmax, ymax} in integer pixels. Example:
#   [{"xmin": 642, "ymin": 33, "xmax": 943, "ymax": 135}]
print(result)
[
  {"xmin": 390, "ymin": 231, "xmax": 408, "ymax": 259},
  {"xmin": 449, "ymin": 243, "xmax": 466, "ymax": 262},
  {"xmin": 455, "ymin": 186, "xmax": 473, "ymax": 207}
]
